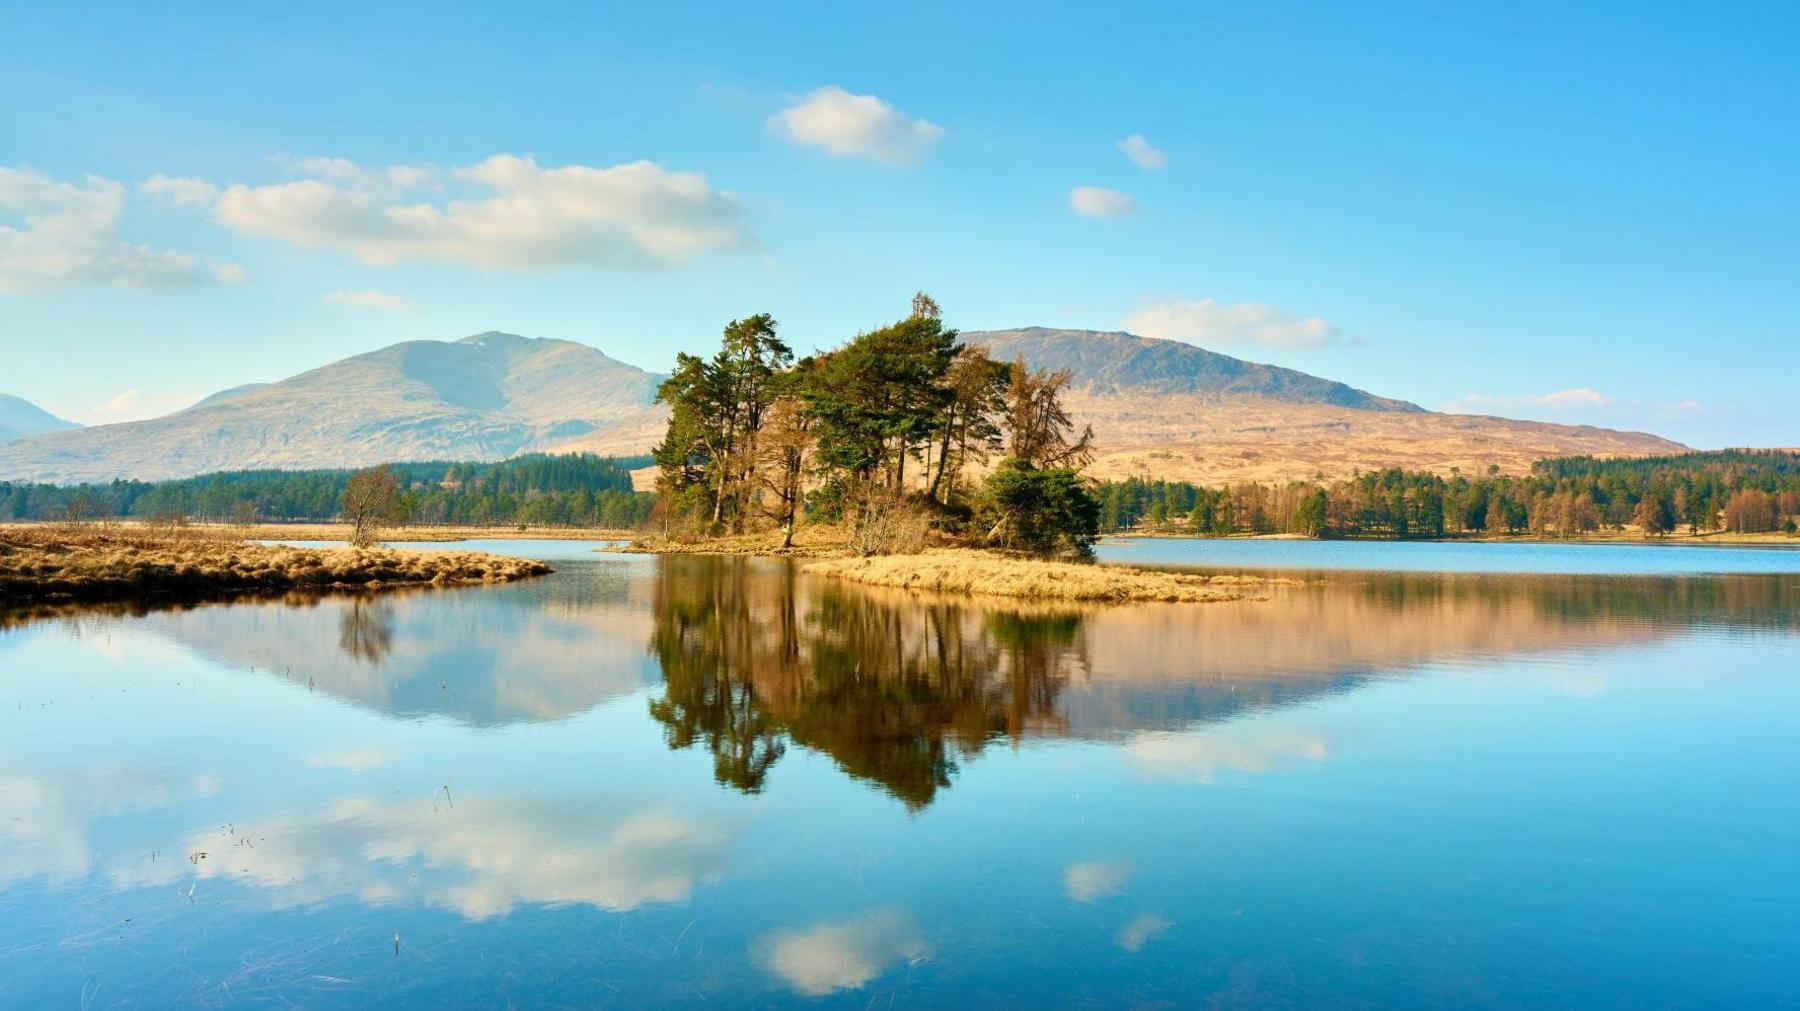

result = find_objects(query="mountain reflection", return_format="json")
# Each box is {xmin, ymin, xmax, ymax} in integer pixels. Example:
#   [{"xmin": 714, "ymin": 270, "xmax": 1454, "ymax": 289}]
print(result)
[{"xmin": 645, "ymin": 559, "xmax": 1799, "ymax": 808}]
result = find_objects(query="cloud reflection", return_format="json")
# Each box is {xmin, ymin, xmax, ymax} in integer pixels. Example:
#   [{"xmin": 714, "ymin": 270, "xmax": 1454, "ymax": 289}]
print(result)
[
  {"xmin": 757, "ymin": 909, "xmax": 926, "ymax": 996},
  {"xmin": 116, "ymin": 794, "xmax": 735, "ymax": 920},
  {"xmin": 1125, "ymin": 725, "xmax": 1333, "ymax": 784}
]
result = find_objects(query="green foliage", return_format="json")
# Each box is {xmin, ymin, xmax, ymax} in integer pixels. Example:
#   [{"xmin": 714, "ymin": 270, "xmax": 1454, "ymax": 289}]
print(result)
[
  {"xmin": 1095, "ymin": 450, "xmax": 1800, "ymax": 541},
  {"xmin": 0, "ymin": 453, "xmax": 655, "ymax": 528},
  {"xmin": 976, "ymin": 458, "xmax": 1101, "ymax": 556}
]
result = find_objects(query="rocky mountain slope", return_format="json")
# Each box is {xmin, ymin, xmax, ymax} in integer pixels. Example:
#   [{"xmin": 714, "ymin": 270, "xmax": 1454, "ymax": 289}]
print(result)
[
  {"xmin": 962, "ymin": 328, "xmax": 1686, "ymax": 483},
  {"xmin": 0, "ymin": 327, "xmax": 1686, "ymax": 485},
  {"xmin": 0, "ymin": 333, "xmax": 664, "ymax": 483}
]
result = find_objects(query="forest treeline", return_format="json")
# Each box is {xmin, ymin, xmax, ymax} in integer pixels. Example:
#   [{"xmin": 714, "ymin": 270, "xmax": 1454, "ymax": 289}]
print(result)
[
  {"xmin": 653, "ymin": 293, "xmax": 1100, "ymax": 555},
  {"xmin": 1097, "ymin": 450, "xmax": 1800, "ymax": 538},
  {"xmin": 0, "ymin": 453, "xmax": 656, "ymax": 528}
]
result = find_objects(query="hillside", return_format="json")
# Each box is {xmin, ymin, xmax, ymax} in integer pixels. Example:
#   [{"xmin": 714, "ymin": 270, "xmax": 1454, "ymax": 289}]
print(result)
[
  {"xmin": 0, "ymin": 395, "xmax": 80, "ymax": 444},
  {"xmin": 964, "ymin": 328, "xmax": 1686, "ymax": 484},
  {"xmin": 0, "ymin": 326, "xmax": 1686, "ymax": 485},
  {"xmin": 0, "ymin": 333, "xmax": 666, "ymax": 483}
]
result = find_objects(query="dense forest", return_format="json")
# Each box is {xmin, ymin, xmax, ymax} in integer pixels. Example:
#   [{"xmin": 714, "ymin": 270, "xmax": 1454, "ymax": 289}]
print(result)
[
  {"xmin": 1097, "ymin": 450, "xmax": 1800, "ymax": 539},
  {"xmin": 0, "ymin": 453, "xmax": 656, "ymax": 528},
  {"xmin": 653, "ymin": 293, "xmax": 1100, "ymax": 555}
]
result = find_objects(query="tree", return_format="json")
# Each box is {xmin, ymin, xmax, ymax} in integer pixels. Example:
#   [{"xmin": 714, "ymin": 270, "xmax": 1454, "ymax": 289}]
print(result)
[
  {"xmin": 976, "ymin": 459, "xmax": 1101, "ymax": 556},
  {"xmin": 758, "ymin": 384, "xmax": 814, "ymax": 549},
  {"xmin": 799, "ymin": 308, "xmax": 960, "ymax": 513},
  {"xmin": 1634, "ymin": 493, "xmax": 1675, "ymax": 537},
  {"xmin": 343, "ymin": 465, "xmax": 400, "ymax": 546},
  {"xmin": 652, "ymin": 314, "xmax": 792, "ymax": 532},
  {"xmin": 1002, "ymin": 359, "xmax": 1094, "ymax": 470},
  {"xmin": 926, "ymin": 347, "xmax": 1010, "ymax": 506}
]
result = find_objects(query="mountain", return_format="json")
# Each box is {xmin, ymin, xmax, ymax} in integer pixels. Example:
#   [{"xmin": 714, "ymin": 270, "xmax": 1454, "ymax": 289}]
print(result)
[
  {"xmin": 968, "ymin": 328, "xmax": 1420, "ymax": 411},
  {"xmin": 0, "ymin": 395, "xmax": 80, "ymax": 443},
  {"xmin": 0, "ymin": 326, "xmax": 1686, "ymax": 486},
  {"xmin": 959, "ymin": 328, "xmax": 1686, "ymax": 484},
  {"xmin": 0, "ymin": 332, "xmax": 665, "ymax": 483}
]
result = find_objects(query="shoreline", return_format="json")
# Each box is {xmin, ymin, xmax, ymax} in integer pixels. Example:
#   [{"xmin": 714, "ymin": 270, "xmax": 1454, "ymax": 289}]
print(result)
[{"xmin": 0, "ymin": 527, "xmax": 552, "ymax": 607}]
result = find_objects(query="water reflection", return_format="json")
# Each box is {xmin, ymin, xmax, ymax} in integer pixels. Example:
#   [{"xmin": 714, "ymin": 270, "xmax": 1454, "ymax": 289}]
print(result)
[
  {"xmin": 1, "ymin": 553, "xmax": 1796, "ymax": 1006},
  {"xmin": 648, "ymin": 557, "xmax": 1086, "ymax": 809},
  {"xmin": 645, "ymin": 558, "xmax": 1797, "ymax": 808}
]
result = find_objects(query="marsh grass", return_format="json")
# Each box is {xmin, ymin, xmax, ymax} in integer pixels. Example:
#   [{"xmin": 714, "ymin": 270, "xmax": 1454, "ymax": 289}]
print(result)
[
  {"xmin": 0, "ymin": 524, "xmax": 551, "ymax": 605},
  {"xmin": 803, "ymin": 548, "xmax": 1282, "ymax": 603}
]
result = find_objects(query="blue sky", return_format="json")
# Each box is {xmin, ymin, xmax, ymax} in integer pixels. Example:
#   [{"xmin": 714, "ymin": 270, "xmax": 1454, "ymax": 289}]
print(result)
[{"xmin": 1, "ymin": 1, "xmax": 1794, "ymax": 446}]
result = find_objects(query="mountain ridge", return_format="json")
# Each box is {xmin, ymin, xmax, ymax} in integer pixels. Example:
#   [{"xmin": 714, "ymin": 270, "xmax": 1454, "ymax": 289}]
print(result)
[
  {"xmin": 0, "ymin": 394, "xmax": 81, "ymax": 444},
  {"xmin": 0, "ymin": 327, "xmax": 1686, "ymax": 485}
]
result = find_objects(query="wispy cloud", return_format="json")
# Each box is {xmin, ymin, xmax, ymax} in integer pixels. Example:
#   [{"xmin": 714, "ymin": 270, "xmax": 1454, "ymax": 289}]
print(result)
[
  {"xmin": 86, "ymin": 388, "xmax": 201, "ymax": 424},
  {"xmin": 768, "ymin": 86, "xmax": 944, "ymax": 166},
  {"xmin": 321, "ymin": 288, "xmax": 415, "ymax": 311},
  {"xmin": 1442, "ymin": 389, "xmax": 1702, "ymax": 425},
  {"xmin": 0, "ymin": 166, "xmax": 240, "ymax": 292},
  {"xmin": 1122, "ymin": 297, "xmax": 1342, "ymax": 348},
  {"xmin": 207, "ymin": 154, "xmax": 751, "ymax": 269},
  {"xmin": 139, "ymin": 174, "xmax": 220, "ymax": 208},
  {"xmin": 1069, "ymin": 184, "xmax": 1136, "ymax": 218},
  {"xmin": 1118, "ymin": 134, "xmax": 1168, "ymax": 170}
]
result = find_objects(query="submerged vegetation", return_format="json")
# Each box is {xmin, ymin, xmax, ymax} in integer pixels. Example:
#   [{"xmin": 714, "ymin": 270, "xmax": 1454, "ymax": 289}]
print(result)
[
  {"xmin": 1098, "ymin": 450, "xmax": 1800, "ymax": 540},
  {"xmin": 652, "ymin": 293, "xmax": 1101, "ymax": 557},
  {"xmin": 0, "ymin": 524, "xmax": 550, "ymax": 605}
]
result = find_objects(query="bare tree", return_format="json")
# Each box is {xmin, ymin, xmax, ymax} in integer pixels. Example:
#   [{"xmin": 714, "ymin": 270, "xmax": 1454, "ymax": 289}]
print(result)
[
  {"xmin": 1003, "ymin": 358, "xmax": 1093, "ymax": 470},
  {"xmin": 343, "ymin": 465, "xmax": 400, "ymax": 547}
]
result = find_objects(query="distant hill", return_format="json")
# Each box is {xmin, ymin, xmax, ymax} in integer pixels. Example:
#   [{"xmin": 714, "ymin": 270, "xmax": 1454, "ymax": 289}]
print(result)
[
  {"xmin": 0, "ymin": 333, "xmax": 665, "ymax": 483},
  {"xmin": 963, "ymin": 328, "xmax": 1686, "ymax": 484},
  {"xmin": 0, "ymin": 395, "xmax": 80, "ymax": 443},
  {"xmin": 0, "ymin": 326, "xmax": 1687, "ymax": 485},
  {"xmin": 967, "ymin": 327, "xmax": 1420, "ymax": 410}
]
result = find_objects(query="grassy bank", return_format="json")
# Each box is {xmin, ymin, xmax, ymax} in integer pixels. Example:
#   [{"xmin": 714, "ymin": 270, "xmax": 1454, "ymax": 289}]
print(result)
[
  {"xmin": 804, "ymin": 549, "xmax": 1282, "ymax": 603},
  {"xmin": 0, "ymin": 526, "xmax": 551, "ymax": 605}
]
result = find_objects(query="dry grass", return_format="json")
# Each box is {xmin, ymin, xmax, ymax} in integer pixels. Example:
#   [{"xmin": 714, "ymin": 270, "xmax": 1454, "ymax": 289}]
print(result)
[
  {"xmin": 627, "ymin": 522, "xmax": 855, "ymax": 558},
  {"xmin": 804, "ymin": 549, "xmax": 1283, "ymax": 603},
  {"xmin": 0, "ymin": 525, "xmax": 551, "ymax": 605}
]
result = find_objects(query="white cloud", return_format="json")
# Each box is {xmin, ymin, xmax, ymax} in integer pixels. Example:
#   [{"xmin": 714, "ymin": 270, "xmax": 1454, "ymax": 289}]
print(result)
[
  {"xmin": 1064, "ymin": 861, "xmax": 1131, "ymax": 903},
  {"xmin": 1442, "ymin": 389, "xmax": 1702, "ymax": 423},
  {"xmin": 1122, "ymin": 297, "xmax": 1342, "ymax": 348},
  {"xmin": 212, "ymin": 153, "xmax": 751, "ymax": 269},
  {"xmin": 0, "ymin": 166, "xmax": 239, "ymax": 292},
  {"xmin": 1116, "ymin": 912, "xmax": 1172, "ymax": 952},
  {"xmin": 1069, "ymin": 184, "xmax": 1136, "ymax": 218},
  {"xmin": 1125, "ymin": 725, "xmax": 1333, "ymax": 784},
  {"xmin": 757, "ymin": 910, "xmax": 926, "ymax": 996},
  {"xmin": 1118, "ymin": 134, "xmax": 1168, "ymax": 170},
  {"xmin": 768, "ymin": 86, "xmax": 944, "ymax": 166},
  {"xmin": 321, "ymin": 288, "xmax": 415, "ymax": 311},
  {"xmin": 140, "ymin": 174, "xmax": 220, "ymax": 207},
  {"xmin": 87, "ymin": 388, "xmax": 202, "ymax": 424}
]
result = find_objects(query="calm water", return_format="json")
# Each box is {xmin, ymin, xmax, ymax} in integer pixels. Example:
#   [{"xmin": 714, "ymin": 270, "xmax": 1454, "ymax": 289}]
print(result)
[
  {"xmin": 1099, "ymin": 534, "xmax": 1800, "ymax": 574},
  {"xmin": 2, "ymin": 542, "xmax": 1797, "ymax": 1008}
]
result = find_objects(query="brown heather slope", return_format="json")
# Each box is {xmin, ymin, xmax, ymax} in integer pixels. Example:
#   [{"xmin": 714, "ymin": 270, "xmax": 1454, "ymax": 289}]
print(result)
[{"xmin": 965, "ymin": 328, "xmax": 1684, "ymax": 483}]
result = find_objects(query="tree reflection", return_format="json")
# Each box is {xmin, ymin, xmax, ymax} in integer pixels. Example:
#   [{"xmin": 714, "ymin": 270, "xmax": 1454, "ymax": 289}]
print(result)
[
  {"xmin": 647, "ymin": 557, "xmax": 1086, "ymax": 809},
  {"xmin": 337, "ymin": 597, "xmax": 394, "ymax": 664}
]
